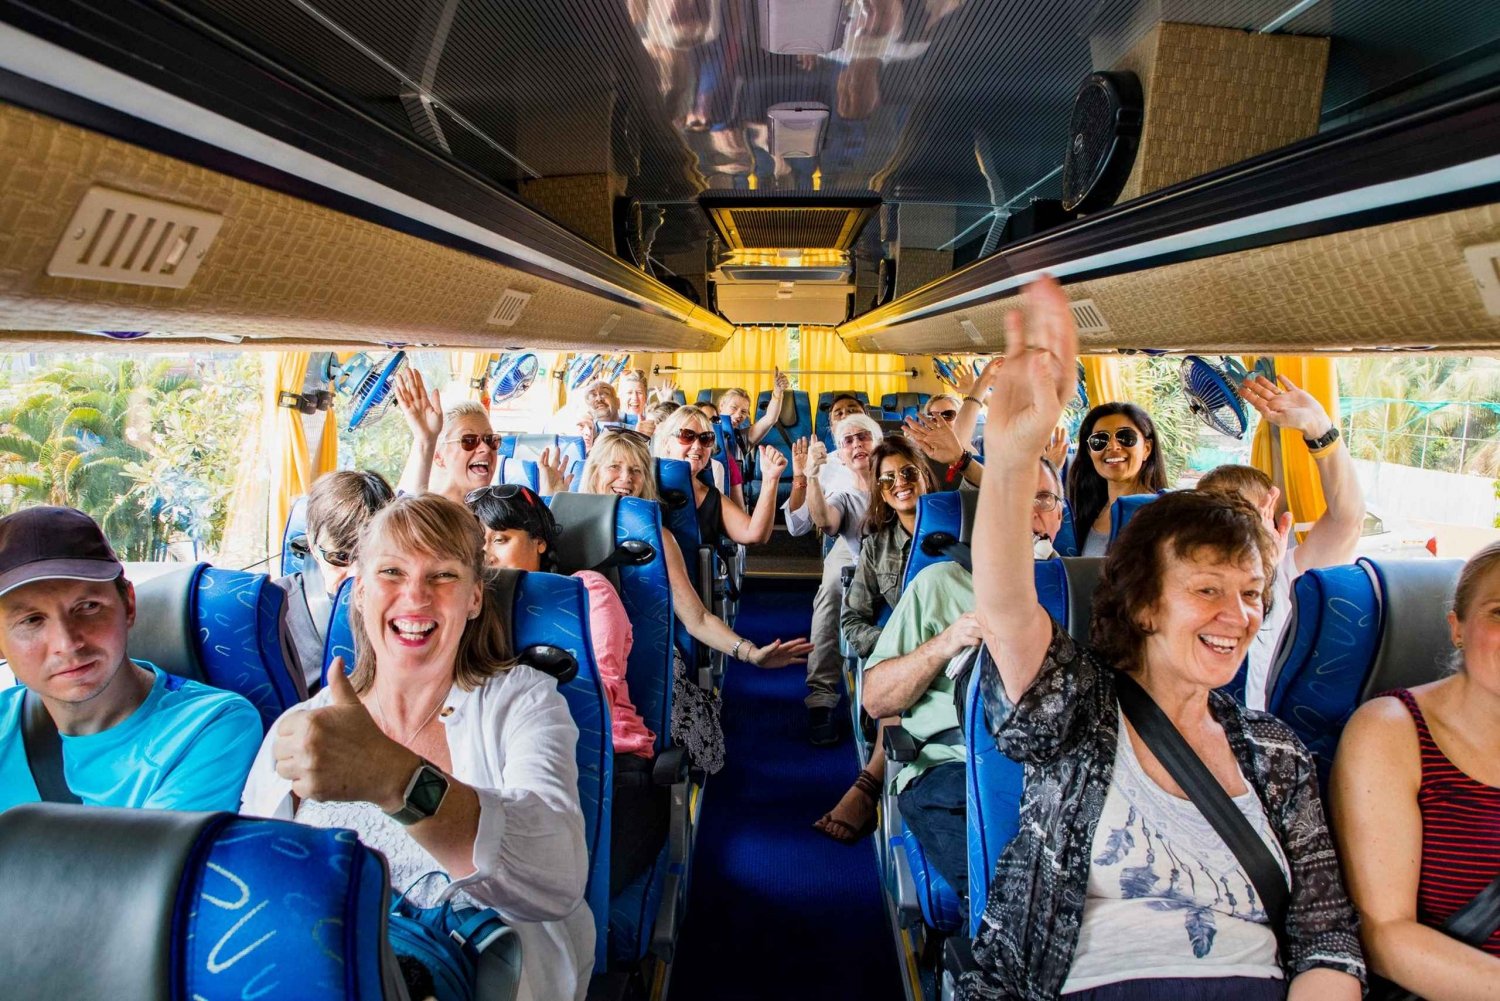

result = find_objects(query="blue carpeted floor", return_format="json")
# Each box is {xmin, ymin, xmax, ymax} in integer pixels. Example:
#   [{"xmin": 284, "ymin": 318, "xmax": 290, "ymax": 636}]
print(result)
[{"xmin": 669, "ymin": 577, "xmax": 904, "ymax": 1000}]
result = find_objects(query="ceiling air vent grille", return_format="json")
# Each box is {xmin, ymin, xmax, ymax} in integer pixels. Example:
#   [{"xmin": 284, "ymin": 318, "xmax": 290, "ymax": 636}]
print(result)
[
  {"xmin": 1070, "ymin": 298, "xmax": 1110, "ymax": 333},
  {"xmin": 486, "ymin": 289, "xmax": 532, "ymax": 327},
  {"xmin": 47, "ymin": 187, "xmax": 223, "ymax": 289},
  {"xmin": 699, "ymin": 196, "xmax": 880, "ymax": 251}
]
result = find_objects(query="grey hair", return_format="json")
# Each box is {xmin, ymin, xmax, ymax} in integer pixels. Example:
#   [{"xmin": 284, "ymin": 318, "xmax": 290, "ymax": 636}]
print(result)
[{"xmin": 832, "ymin": 413, "xmax": 883, "ymax": 447}]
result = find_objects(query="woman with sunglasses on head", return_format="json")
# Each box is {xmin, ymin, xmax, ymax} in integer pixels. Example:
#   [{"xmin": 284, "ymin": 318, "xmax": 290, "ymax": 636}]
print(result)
[
  {"xmin": 578, "ymin": 431, "xmax": 812, "ymax": 773},
  {"xmin": 653, "ymin": 405, "xmax": 785, "ymax": 547},
  {"xmin": 466, "ymin": 484, "xmax": 668, "ymax": 895},
  {"xmin": 242, "ymin": 494, "xmax": 594, "ymax": 1001},
  {"xmin": 805, "ymin": 413, "xmax": 883, "ymax": 562},
  {"xmin": 393, "ymin": 368, "xmax": 504, "ymax": 505},
  {"xmin": 1069, "ymin": 402, "xmax": 1168, "ymax": 557},
  {"xmin": 814, "ymin": 436, "xmax": 936, "ymax": 843}
]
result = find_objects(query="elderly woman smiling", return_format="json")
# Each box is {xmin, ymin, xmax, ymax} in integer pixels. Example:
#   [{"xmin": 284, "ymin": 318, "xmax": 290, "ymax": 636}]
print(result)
[
  {"xmin": 240, "ymin": 494, "xmax": 593, "ymax": 1001},
  {"xmin": 958, "ymin": 278, "xmax": 1364, "ymax": 1001}
]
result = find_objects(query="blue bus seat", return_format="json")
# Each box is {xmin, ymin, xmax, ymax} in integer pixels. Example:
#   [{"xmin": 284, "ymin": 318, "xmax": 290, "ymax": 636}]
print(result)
[
  {"xmin": 695, "ymin": 387, "xmax": 736, "ymax": 407},
  {"xmin": 654, "ymin": 458, "xmax": 713, "ymax": 681},
  {"xmin": 754, "ymin": 389, "xmax": 811, "ymax": 505},
  {"xmin": 1265, "ymin": 556, "xmax": 1462, "ymax": 791},
  {"xmin": 0, "ymin": 804, "xmax": 401, "ymax": 1000},
  {"xmin": 549, "ymin": 493, "xmax": 689, "ymax": 965},
  {"xmin": 1054, "ymin": 492, "xmax": 1159, "ymax": 557},
  {"xmin": 280, "ymin": 495, "xmax": 308, "ymax": 577},
  {"xmin": 557, "ymin": 435, "xmax": 588, "ymax": 467},
  {"xmin": 901, "ymin": 490, "xmax": 977, "ymax": 590},
  {"xmin": 129, "ymin": 563, "xmax": 306, "ymax": 732},
  {"xmin": 499, "ymin": 433, "xmax": 557, "ymax": 461},
  {"xmin": 498, "ymin": 458, "xmax": 540, "ymax": 492},
  {"xmin": 880, "ymin": 392, "xmax": 930, "ymax": 421}
]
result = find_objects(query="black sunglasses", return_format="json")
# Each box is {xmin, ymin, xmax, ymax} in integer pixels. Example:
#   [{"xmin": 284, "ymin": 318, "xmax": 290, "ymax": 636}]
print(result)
[
  {"xmin": 316, "ymin": 543, "xmax": 353, "ymax": 568},
  {"xmin": 928, "ymin": 409, "xmax": 959, "ymax": 422},
  {"xmin": 444, "ymin": 432, "xmax": 503, "ymax": 452},
  {"xmin": 876, "ymin": 465, "xmax": 923, "ymax": 489},
  {"xmin": 1086, "ymin": 428, "xmax": 1142, "ymax": 452},
  {"xmin": 674, "ymin": 429, "xmax": 717, "ymax": 447},
  {"xmin": 466, "ymin": 483, "xmax": 539, "ymax": 507}
]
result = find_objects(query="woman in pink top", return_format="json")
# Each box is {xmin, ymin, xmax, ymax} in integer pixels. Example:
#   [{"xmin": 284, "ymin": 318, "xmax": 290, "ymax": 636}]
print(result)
[{"xmin": 467, "ymin": 483, "xmax": 667, "ymax": 893}]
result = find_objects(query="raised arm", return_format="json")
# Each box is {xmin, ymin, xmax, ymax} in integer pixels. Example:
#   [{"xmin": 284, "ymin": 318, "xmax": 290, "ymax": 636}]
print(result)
[
  {"xmin": 904, "ymin": 413, "xmax": 983, "ymax": 487},
  {"xmin": 720, "ymin": 446, "xmax": 786, "ymax": 544},
  {"xmin": 394, "ymin": 368, "xmax": 443, "ymax": 496},
  {"xmin": 952, "ymin": 357, "xmax": 1001, "ymax": 447},
  {"xmin": 1331, "ymin": 698, "xmax": 1500, "ymax": 998},
  {"xmin": 972, "ymin": 277, "xmax": 1078, "ymax": 703},
  {"xmin": 786, "ymin": 437, "xmax": 809, "ymax": 515},
  {"xmin": 745, "ymin": 368, "xmax": 789, "ymax": 445},
  {"xmin": 803, "ymin": 440, "xmax": 842, "ymax": 536},
  {"xmin": 1240, "ymin": 374, "xmax": 1364, "ymax": 574}
]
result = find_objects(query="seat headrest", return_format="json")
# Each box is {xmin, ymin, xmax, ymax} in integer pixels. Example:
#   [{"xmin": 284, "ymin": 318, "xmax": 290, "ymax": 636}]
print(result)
[
  {"xmin": 281, "ymin": 495, "xmax": 309, "ymax": 577},
  {"xmin": 549, "ymin": 493, "xmax": 622, "ymax": 575},
  {"xmin": 129, "ymin": 563, "xmax": 210, "ymax": 682},
  {"xmin": 0, "ymin": 803, "xmax": 228, "ymax": 1000},
  {"xmin": 1357, "ymin": 556, "xmax": 1464, "ymax": 700},
  {"xmin": 1059, "ymin": 557, "xmax": 1106, "ymax": 644},
  {"xmin": 655, "ymin": 459, "xmax": 695, "ymax": 511}
]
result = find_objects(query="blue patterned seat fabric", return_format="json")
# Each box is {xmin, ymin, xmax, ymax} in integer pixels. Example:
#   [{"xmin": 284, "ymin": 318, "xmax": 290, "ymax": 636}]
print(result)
[
  {"xmin": 184, "ymin": 817, "xmax": 393, "ymax": 1000},
  {"xmin": 281, "ymin": 495, "xmax": 309, "ymax": 576},
  {"xmin": 1054, "ymin": 492, "xmax": 1158, "ymax": 557},
  {"xmin": 896, "ymin": 822, "xmax": 964, "ymax": 933},
  {"xmin": 321, "ymin": 576, "xmax": 355, "ymax": 686},
  {"xmin": 498, "ymin": 458, "xmax": 540, "ymax": 492},
  {"xmin": 753, "ymin": 389, "xmax": 811, "ymax": 505},
  {"xmin": 901, "ymin": 491, "xmax": 973, "ymax": 591}
]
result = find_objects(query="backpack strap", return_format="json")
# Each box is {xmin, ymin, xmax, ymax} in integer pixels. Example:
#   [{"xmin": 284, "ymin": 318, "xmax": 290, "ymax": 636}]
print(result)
[{"xmin": 21, "ymin": 692, "xmax": 80, "ymax": 805}]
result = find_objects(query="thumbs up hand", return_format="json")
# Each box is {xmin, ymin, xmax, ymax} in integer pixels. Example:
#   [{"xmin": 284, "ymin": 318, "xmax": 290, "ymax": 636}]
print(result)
[{"xmin": 274, "ymin": 657, "xmax": 420, "ymax": 810}]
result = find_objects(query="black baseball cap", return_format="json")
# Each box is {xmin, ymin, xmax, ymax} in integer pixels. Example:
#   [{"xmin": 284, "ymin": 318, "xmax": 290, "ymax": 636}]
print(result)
[{"xmin": 0, "ymin": 506, "xmax": 124, "ymax": 599}]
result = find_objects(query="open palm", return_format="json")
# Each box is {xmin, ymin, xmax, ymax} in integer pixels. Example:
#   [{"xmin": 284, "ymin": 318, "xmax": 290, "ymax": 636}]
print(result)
[{"xmin": 982, "ymin": 277, "xmax": 1078, "ymax": 462}]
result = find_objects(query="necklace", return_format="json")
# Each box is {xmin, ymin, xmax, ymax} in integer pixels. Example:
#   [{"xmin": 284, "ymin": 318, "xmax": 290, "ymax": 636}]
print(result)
[{"xmin": 372, "ymin": 685, "xmax": 447, "ymax": 746}]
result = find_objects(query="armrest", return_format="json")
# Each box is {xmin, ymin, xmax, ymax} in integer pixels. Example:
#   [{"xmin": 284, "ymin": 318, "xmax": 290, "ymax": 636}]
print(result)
[
  {"xmin": 652, "ymin": 746, "xmax": 688, "ymax": 786},
  {"xmin": 884, "ymin": 724, "xmax": 918, "ymax": 763}
]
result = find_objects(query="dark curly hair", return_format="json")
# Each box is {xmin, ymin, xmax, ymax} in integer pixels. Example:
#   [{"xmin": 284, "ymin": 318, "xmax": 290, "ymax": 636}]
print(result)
[
  {"xmin": 1067, "ymin": 402, "xmax": 1168, "ymax": 543},
  {"xmin": 1089, "ymin": 490, "xmax": 1276, "ymax": 670}
]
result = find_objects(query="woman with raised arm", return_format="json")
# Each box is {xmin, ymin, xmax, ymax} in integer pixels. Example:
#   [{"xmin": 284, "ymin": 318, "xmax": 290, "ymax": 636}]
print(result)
[
  {"xmin": 577, "ymin": 431, "xmax": 812, "ymax": 773},
  {"xmin": 959, "ymin": 277, "xmax": 1363, "ymax": 1001},
  {"xmin": 719, "ymin": 366, "xmax": 790, "ymax": 447},
  {"xmin": 1068, "ymin": 400, "xmax": 1168, "ymax": 555},
  {"xmin": 242, "ymin": 494, "xmax": 593, "ymax": 1001},
  {"xmin": 1331, "ymin": 542, "xmax": 1500, "ymax": 1000},
  {"xmin": 393, "ymin": 368, "xmax": 502, "ymax": 505},
  {"xmin": 653, "ymin": 405, "xmax": 785, "ymax": 546}
]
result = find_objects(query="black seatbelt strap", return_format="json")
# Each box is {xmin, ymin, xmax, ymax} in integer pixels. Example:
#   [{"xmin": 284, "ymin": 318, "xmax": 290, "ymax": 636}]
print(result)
[
  {"xmin": 21, "ymin": 691, "xmax": 80, "ymax": 804},
  {"xmin": 1114, "ymin": 673, "xmax": 1290, "ymax": 957},
  {"xmin": 1445, "ymin": 868, "xmax": 1500, "ymax": 946}
]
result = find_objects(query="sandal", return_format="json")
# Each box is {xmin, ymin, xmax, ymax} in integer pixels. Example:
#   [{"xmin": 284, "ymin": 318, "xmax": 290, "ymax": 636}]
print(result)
[{"xmin": 813, "ymin": 768, "xmax": 881, "ymax": 844}]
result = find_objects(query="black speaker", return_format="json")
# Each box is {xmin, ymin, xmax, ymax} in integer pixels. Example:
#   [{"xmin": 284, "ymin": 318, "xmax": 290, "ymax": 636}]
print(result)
[{"xmin": 1061, "ymin": 71, "xmax": 1144, "ymax": 214}]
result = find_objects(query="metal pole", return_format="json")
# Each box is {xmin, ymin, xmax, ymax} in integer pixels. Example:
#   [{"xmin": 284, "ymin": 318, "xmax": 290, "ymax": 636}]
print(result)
[{"xmin": 654, "ymin": 365, "xmax": 919, "ymax": 378}]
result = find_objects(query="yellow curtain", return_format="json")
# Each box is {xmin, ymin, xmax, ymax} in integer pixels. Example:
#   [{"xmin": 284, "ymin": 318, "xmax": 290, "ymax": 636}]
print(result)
[
  {"xmin": 310, "ymin": 409, "xmax": 338, "ymax": 478},
  {"xmin": 552, "ymin": 352, "xmax": 573, "ymax": 411},
  {"xmin": 1251, "ymin": 356, "xmax": 1339, "ymax": 528},
  {"xmin": 1082, "ymin": 355, "xmax": 1125, "ymax": 407},
  {"xmin": 797, "ymin": 326, "xmax": 909, "ymax": 404},
  {"xmin": 263, "ymin": 352, "xmax": 314, "ymax": 563},
  {"xmin": 451, "ymin": 352, "xmax": 494, "ymax": 403},
  {"xmin": 673, "ymin": 326, "xmax": 791, "ymax": 403}
]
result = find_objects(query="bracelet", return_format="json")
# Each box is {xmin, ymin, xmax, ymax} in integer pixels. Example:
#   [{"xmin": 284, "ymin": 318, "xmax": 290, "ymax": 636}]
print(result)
[
  {"xmin": 963, "ymin": 395, "xmax": 982, "ymax": 406},
  {"xmin": 730, "ymin": 638, "xmax": 747, "ymax": 661}
]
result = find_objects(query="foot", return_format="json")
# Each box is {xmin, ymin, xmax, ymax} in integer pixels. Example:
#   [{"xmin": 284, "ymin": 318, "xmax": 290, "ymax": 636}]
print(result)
[
  {"xmin": 813, "ymin": 769, "xmax": 881, "ymax": 844},
  {"xmin": 808, "ymin": 706, "xmax": 842, "ymax": 747}
]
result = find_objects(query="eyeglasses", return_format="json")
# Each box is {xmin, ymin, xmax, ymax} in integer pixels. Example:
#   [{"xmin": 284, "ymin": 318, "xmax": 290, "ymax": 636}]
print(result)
[
  {"xmin": 876, "ymin": 465, "xmax": 923, "ymax": 490},
  {"xmin": 443, "ymin": 432, "xmax": 503, "ymax": 451},
  {"xmin": 1085, "ymin": 428, "xmax": 1142, "ymax": 452},
  {"xmin": 1033, "ymin": 491, "xmax": 1061, "ymax": 513},
  {"xmin": 466, "ymin": 483, "xmax": 538, "ymax": 507},
  {"xmin": 674, "ymin": 429, "xmax": 717, "ymax": 447},
  {"xmin": 839, "ymin": 431, "xmax": 874, "ymax": 448},
  {"xmin": 316, "ymin": 544, "xmax": 353, "ymax": 568},
  {"xmin": 928, "ymin": 409, "xmax": 959, "ymax": 422}
]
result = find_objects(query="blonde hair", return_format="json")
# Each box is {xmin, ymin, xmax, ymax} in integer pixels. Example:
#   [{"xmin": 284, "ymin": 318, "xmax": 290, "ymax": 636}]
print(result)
[
  {"xmin": 652, "ymin": 405, "xmax": 713, "ymax": 458},
  {"xmin": 620, "ymin": 369, "xmax": 646, "ymax": 389},
  {"xmin": 926, "ymin": 393, "xmax": 962, "ymax": 414},
  {"xmin": 579, "ymin": 432, "xmax": 659, "ymax": 502},
  {"xmin": 1198, "ymin": 464, "xmax": 1274, "ymax": 503},
  {"xmin": 718, "ymin": 388, "xmax": 751, "ymax": 410},
  {"xmin": 442, "ymin": 399, "xmax": 490, "ymax": 430},
  {"xmin": 350, "ymin": 494, "xmax": 514, "ymax": 692}
]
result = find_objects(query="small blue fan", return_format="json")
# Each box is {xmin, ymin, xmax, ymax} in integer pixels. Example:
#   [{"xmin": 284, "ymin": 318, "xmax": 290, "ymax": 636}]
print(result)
[
  {"xmin": 488, "ymin": 352, "xmax": 539, "ymax": 405},
  {"xmin": 1180, "ymin": 356, "xmax": 1251, "ymax": 439},
  {"xmin": 566, "ymin": 353, "xmax": 604, "ymax": 390},
  {"xmin": 329, "ymin": 350, "xmax": 408, "ymax": 431},
  {"xmin": 601, "ymin": 354, "xmax": 630, "ymax": 384},
  {"xmin": 932, "ymin": 356, "xmax": 959, "ymax": 388}
]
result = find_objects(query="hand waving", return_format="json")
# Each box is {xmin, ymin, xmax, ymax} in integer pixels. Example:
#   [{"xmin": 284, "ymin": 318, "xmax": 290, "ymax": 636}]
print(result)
[
  {"xmin": 806, "ymin": 440, "xmax": 829, "ymax": 476},
  {"xmin": 538, "ymin": 446, "xmax": 574, "ymax": 496},
  {"xmin": 772, "ymin": 367, "xmax": 791, "ymax": 394},
  {"xmin": 759, "ymin": 445, "xmax": 788, "ymax": 481},
  {"xmin": 1239, "ymin": 374, "xmax": 1334, "ymax": 440},
  {"xmin": 747, "ymin": 637, "xmax": 814, "ymax": 668},
  {"xmin": 1044, "ymin": 423, "xmax": 1070, "ymax": 468},
  {"xmin": 791, "ymin": 436, "xmax": 809, "ymax": 477},
  {"xmin": 904, "ymin": 413, "xmax": 964, "ymax": 466},
  {"xmin": 982, "ymin": 277, "xmax": 1077, "ymax": 465},
  {"xmin": 394, "ymin": 368, "xmax": 443, "ymax": 443},
  {"xmin": 653, "ymin": 379, "xmax": 679, "ymax": 404}
]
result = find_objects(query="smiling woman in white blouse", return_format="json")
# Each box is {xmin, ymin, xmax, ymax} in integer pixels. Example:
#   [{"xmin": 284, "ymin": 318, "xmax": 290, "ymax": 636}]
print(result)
[{"xmin": 240, "ymin": 493, "xmax": 593, "ymax": 1001}]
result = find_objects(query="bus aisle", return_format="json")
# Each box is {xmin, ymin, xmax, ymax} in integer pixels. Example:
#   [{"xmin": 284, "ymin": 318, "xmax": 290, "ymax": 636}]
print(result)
[{"xmin": 671, "ymin": 574, "xmax": 905, "ymax": 1001}]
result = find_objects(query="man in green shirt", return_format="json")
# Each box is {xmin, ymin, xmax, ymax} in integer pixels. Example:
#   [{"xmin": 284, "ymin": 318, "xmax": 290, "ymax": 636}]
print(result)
[{"xmin": 862, "ymin": 456, "xmax": 1064, "ymax": 896}]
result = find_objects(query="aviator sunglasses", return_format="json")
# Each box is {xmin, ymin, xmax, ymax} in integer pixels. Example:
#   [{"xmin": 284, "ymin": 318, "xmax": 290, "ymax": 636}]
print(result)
[
  {"xmin": 876, "ymin": 465, "xmax": 923, "ymax": 490},
  {"xmin": 674, "ymin": 428, "xmax": 717, "ymax": 448},
  {"xmin": 443, "ymin": 432, "xmax": 504, "ymax": 451},
  {"xmin": 1085, "ymin": 428, "xmax": 1142, "ymax": 452}
]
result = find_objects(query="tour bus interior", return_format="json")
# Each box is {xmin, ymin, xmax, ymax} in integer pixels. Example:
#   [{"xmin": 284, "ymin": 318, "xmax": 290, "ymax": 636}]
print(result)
[{"xmin": 1, "ymin": 0, "xmax": 1499, "ymax": 999}]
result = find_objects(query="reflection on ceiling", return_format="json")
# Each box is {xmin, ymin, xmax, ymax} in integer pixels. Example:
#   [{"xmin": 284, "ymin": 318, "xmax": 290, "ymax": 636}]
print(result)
[{"xmin": 51, "ymin": 0, "xmax": 1500, "ymax": 319}]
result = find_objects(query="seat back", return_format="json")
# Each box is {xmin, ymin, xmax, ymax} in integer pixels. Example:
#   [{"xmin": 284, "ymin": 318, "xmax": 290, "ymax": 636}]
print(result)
[
  {"xmin": 1055, "ymin": 492, "xmax": 1158, "ymax": 557},
  {"xmin": 0, "ymin": 803, "xmax": 399, "ymax": 1001},
  {"xmin": 497, "ymin": 457, "xmax": 540, "ymax": 492},
  {"xmin": 754, "ymin": 389, "xmax": 811, "ymax": 504},
  {"xmin": 695, "ymin": 387, "xmax": 736, "ymax": 407},
  {"xmin": 504, "ymin": 568, "xmax": 614, "ymax": 970},
  {"xmin": 322, "ymin": 576, "xmax": 356, "ymax": 685},
  {"xmin": 880, "ymin": 392, "xmax": 930, "ymax": 421},
  {"xmin": 1268, "ymin": 557, "xmax": 1462, "ymax": 789},
  {"xmin": 499, "ymin": 433, "xmax": 558, "ymax": 461},
  {"xmin": 130, "ymin": 563, "xmax": 306, "ymax": 732},
  {"xmin": 654, "ymin": 459, "xmax": 710, "ymax": 670},
  {"xmin": 1057, "ymin": 556, "xmax": 1105, "ymax": 644},
  {"xmin": 902, "ymin": 490, "xmax": 978, "ymax": 590},
  {"xmin": 281, "ymin": 494, "xmax": 309, "ymax": 576}
]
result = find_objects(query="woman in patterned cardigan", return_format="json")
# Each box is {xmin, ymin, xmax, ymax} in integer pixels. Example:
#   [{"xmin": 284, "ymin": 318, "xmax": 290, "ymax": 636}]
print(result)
[{"xmin": 958, "ymin": 277, "xmax": 1364, "ymax": 1001}]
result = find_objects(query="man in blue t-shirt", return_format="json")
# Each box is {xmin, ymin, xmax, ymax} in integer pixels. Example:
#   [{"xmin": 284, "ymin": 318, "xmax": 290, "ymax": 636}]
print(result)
[{"xmin": 0, "ymin": 506, "xmax": 261, "ymax": 812}]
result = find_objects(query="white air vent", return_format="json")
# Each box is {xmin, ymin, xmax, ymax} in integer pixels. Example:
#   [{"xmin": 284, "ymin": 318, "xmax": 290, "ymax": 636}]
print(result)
[
  {"xmin": 958, "ymin": 317, "xmax": 985, "ymax": 345},
  {"xmin": 486, "ymin": 288, "xmax": 532, "ymax": 327},
  {"xmin": 1069, "ymin": 298, "xmax": 1110, "ymax": 333},
  {"xmin": 1462, "ymin": 242, "xmax": 1500, "ymax": 317},
  {"xmin": 47, "ymin": 187, "xmax": 223, "ymax": 289},
  {"xmin": 759, "ymin": 0, "xmax": 844, "ymax": 54},
  {"xmin": 767, "ymin": 102, "xmax": 829, "ymax": 158},
  {"xmin": 597, "ymin": 313, "xmax": 620, "ymax": 339}
]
